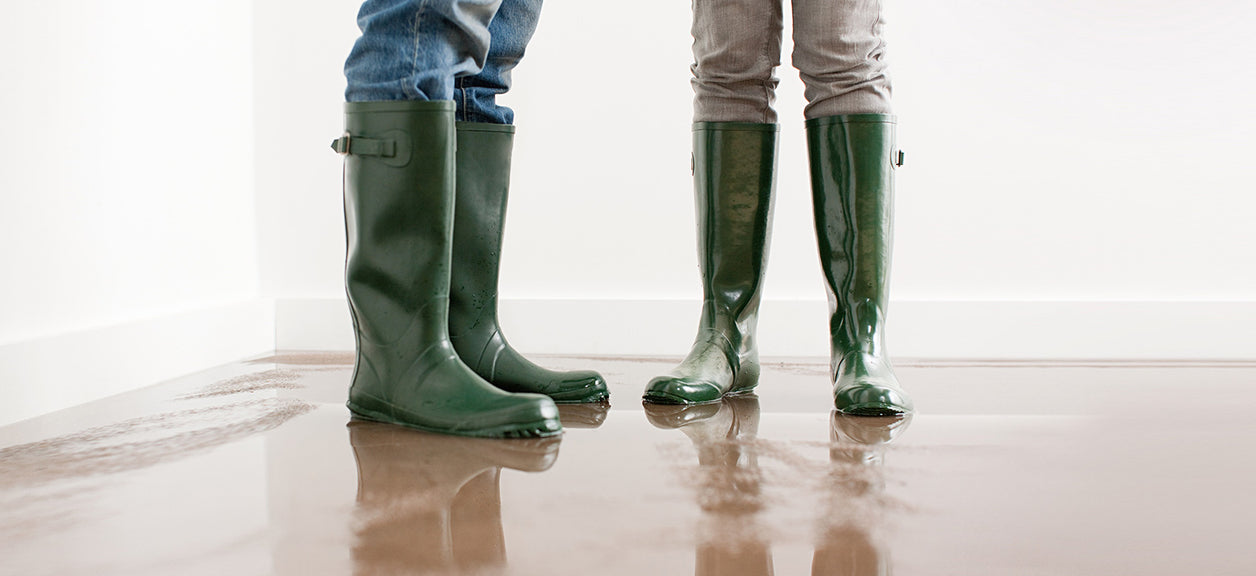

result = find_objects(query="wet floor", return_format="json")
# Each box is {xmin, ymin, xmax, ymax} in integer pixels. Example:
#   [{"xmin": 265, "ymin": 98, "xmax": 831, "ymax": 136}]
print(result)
[{"xmin": 2, "ymin": 352, "xmax": 1254, "ymax": 575}]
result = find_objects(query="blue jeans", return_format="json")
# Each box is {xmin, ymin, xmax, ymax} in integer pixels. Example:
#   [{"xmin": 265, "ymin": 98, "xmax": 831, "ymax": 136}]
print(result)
[{"xmin": 344, "ymin": 0, "xmax": 543, "ymax": 124}]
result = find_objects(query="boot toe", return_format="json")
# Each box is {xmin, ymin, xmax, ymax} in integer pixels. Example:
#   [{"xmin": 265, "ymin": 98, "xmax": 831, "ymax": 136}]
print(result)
[
  {"xmin": 642, "ymin": 376, "xmax": 725, "ymax": 405},
  {"xmin": 453, "ymin": 394, "xmax": 563, "ymax": 438},
  {"xmin": 547, "ymin": 370, "xmax": 610, "ymax": 404},
  {"xmin": 834, "ymin": 381, "xmax": 914, "ymax": 416}
]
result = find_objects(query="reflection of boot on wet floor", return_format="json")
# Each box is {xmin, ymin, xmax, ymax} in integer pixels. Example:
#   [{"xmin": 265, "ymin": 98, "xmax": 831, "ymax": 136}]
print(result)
[
  {"xmin": 646, "ymin": 397, "xmax": 763, "ymax": 512},
  {"xmin": 812, "ymin": 413, "xmax": 912, "ymax": 576},
  {"xmin": 829, "ymin": 412, "xmax": 912, "ymax": 468},
  {"xmin": 556, "ymin": 402, "xmax": 611, "ymax": 430},
  {"xmin": 812, "ymin": 525, "xmax": 886, "ymax": 576},
  {"xmin": 348, "ymin": 420, "xmax": 559, "ymax": 575},
  {"xmin": 646, "ymin": 397, "xmax": 773, "ymax": 576}
]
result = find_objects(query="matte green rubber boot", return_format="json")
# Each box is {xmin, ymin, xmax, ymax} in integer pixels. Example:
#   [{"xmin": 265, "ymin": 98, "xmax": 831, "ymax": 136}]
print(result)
[
  {"xmin": 643, "ymin": 123, "xmax": 778, "ymax": 405},
  {"xmin": 335, "ymin": 101, "xmax": 561, "ymax": 438},
  {"xmin": 449, "ymin": 123, "xmax": 608, "ymax": 404},
  {"xmin": 807, "ymin": 114, "xmax": 914, "ymax": 415}
]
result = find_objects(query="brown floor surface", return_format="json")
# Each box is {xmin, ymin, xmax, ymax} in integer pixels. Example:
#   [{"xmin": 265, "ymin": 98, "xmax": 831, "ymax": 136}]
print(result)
[{"xmin": 1, "ymin": 352, "xmax": 1254, "ymax": 575}]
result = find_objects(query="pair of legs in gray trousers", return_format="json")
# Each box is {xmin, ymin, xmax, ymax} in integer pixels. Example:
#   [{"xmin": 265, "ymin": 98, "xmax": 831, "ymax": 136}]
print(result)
[
  {"xmin": 692, "ymin": 0, "xmax": 891, "ymax": 121},
  {"xmin": 644, "ymin": 0, "xmax": 915, "ymax": 417}
]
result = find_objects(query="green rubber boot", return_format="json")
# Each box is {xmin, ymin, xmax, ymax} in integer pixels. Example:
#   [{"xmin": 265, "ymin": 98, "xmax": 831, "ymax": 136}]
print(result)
[
  {"xmin": 643, "ymin": 123, "xmax": 778, "ymax": 405},
  {"xmin": 806, "ymin": 114, "xmax": 914, "ymax": 415},
  {"xmin": 449, "ymin": 123, "xmax": 608, "ymax": 404},
  {"xmin": 335, "ymin": 101, "xmax": 561, "ymax": 438}
]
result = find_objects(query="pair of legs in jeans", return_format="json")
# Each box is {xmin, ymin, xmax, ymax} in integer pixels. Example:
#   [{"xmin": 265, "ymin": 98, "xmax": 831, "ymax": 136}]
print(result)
[
  {"xmin": 338, "ymin": 0, "xmax": 910, "ymax": 440},
  {"xmin": 344, "ymin": 0, "xmax": 539, "ymax": 118},
  {"xmin": 338, "ymin": 0, "xmax": 607, "ymax": 440},
  {"xmin": 345, "ymin": 0, "xmax": 889, "ymax": 118}
]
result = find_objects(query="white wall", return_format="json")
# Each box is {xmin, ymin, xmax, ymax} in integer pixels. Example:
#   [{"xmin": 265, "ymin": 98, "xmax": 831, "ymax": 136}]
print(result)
[
  {"xmin": 0, "ymin": 1, "xmax": 270, "ymax": 426},
  {"xmin": 888, "ymin": 1, "xmax": 1256, "ymax": 301},
  {"xmin": 253, "ymin": 0, "xmax": 360, "ymax": 299},
  {"xmin": 256, "ymin": 0, "xmax": 1256, "ymax": 358},
  {"xmin": 1, "ymin": 0, "xmax": 1252, "ymax": 424}
]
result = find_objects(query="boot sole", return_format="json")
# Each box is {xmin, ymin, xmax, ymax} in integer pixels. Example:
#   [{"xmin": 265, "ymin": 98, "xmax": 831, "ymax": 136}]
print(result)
[
  {"xmin": 346, "ymin": 401, "xmax": 562, "ymax": 439},
  {"xmin": 835, "ymin": 403, "xmax": 910, "ymax": 417},
  {"xmin": 642, "ymin": 386, "xmax": 757, "ymax": 406},
  {"xmin": 551, "ymin": 390, "xmax": 611, "ymax": 404}
]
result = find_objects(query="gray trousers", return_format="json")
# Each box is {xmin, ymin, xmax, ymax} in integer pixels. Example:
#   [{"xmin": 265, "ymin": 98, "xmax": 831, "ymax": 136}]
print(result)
[{"xmin": 692, "ymin": 0, "xmax": 891, "ymax": 122}]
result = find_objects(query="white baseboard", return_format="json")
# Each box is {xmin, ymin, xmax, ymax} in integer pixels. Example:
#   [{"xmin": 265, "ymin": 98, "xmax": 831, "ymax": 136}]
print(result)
[
  {"xmin": 0, "ymin": 300, "xmax": 274, "ymax": 427},
  {"xmin": 12, "ymin": 297, "xmax": 1247, "ymax": 428},
  {"xmin": 274, "ymin": 298, "xmax": 1256, "ymax": 361}
]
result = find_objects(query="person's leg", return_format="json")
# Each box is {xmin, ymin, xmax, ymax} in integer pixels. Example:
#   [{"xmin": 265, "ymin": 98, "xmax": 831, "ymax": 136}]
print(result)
[
  {"xmin": 453, "ymin": 0, "xmax": 543, "ymax": 123},
  {"xmin": 790, "ymin": 0, "xmax": 891, "ymax": 118},
  {"xmin": 643, "ymin": 124, "xmax": 778, "ymax": 404},
  {"xmin": 337, "ymin": 0, "xmax": 565, "ymax": 437},
  {"xmin": 442, "ymin": 0, "xmax": 609, "ymax": 403},
  {"xmin": 335, "ymin": 102, "xmax": 563, "ymax": 438},
  {"xmin": 345, "ymin": 0, "xmax": 504, "ymax": 103},
  {"xmin": 448, "ymin": 123, "xmax": 610, "ymax": 403},
  {"xmin": 644, "ymin": 0, "xmax": 784, "ymax": 404},
  {"xmin": 806, "ymin": 115, "xmax": 911, "ymax": 414},
  {"xmin": 793, "ymin": 1, "xmax": 910, "ymax": 414}
]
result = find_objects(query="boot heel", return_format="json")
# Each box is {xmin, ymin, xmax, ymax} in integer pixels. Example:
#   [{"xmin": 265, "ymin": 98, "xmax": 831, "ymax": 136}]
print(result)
[{"xmin": 729, "ymin": 360, "xmax": 760, "ymax": 394}]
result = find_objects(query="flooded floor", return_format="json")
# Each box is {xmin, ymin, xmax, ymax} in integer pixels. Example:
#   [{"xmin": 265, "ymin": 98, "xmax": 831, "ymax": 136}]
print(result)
[{"xmin": 2, "ymin": 352, "xmax": 1254, "ymax": 575}]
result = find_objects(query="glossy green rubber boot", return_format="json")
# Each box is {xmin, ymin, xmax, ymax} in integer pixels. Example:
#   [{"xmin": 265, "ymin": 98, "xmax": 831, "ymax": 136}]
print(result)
[
  {"xmin": 449, "ymin": 123, "xmax": 608, "ymax": 404},
  {"xmin": 335, "ymin": 101, "xmax": 561, "ymax": 438},
  {"xmin": 643, "ymin": 123, "xmax": 778, "ymax": 404},
  {"xmin": 807, "ymin": 114, "xmax": 914, "ymax": 415}
]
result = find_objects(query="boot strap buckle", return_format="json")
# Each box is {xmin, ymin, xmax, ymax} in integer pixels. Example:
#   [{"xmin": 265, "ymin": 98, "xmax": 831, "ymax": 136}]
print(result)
[
  {"xmin": 331, "ymin": 132, "xmax": 351, "ymax": 155},
  {"xmin": 330, "ymin": 132, "xmax": 396, "ymax": 157}
]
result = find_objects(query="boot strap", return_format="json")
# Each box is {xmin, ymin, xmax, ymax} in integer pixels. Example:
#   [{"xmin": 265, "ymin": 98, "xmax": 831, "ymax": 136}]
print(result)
[{"xmin": 330, "ymin": 132, "xmax": 396, "ymax": 157}]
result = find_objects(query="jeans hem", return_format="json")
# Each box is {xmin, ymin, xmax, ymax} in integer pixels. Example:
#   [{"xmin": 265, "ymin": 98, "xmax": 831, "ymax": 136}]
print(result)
[{"xmin": 345, "ymin": 100, "xmax": 456, "ymax": 113}]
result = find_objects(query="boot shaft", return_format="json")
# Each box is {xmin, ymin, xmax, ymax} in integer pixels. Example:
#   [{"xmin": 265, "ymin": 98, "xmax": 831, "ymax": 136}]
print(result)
[
  {"xmin": 448, "ymin": 122, "xmax": 515, "ymax": 340},
  {"xmin": 340, "ymin": 100, "xmax": 457, "ymax": 353},
  {"xmin": 692, "ymin": 122, "xmax": 779, "ymax": 343},
  {"xmin": 806, "ymin": 114, "xmax": 898, "ymax": 356}
]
